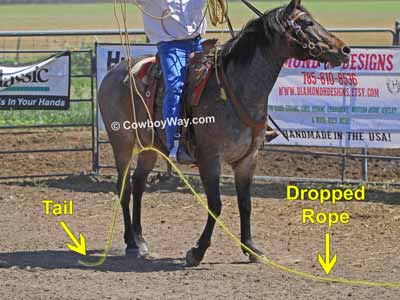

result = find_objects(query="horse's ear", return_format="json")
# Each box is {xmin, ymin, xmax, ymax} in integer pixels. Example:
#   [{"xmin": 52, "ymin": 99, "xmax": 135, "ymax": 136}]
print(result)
[{"xmin": 284, "ymin": 0, "xmax": 301, "ymax": 16}]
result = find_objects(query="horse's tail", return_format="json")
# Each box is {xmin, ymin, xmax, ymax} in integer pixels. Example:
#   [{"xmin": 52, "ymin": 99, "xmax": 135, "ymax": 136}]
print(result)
[{"xmin": 98, "ymin": 60, "xmax": 137, "ymax": 175}]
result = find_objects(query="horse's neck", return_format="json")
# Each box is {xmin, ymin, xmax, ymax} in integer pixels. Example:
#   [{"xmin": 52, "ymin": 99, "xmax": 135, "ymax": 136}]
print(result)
[{"xmin": 226, "ymin": 45, "xmax": 286, "ymax": 119}]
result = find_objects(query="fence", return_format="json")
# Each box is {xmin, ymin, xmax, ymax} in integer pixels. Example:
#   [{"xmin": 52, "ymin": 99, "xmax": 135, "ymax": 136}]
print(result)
[
  {"xmin": 0, "ymin": 49, "xmax": 95, "ymax": 179},
  {"xmin": 0, "ymin": 25, "xmax": 400, "ymax": 183},
  {"xmin": 0, "ymin": 26, "xmax": 399, "ymax": 55}
]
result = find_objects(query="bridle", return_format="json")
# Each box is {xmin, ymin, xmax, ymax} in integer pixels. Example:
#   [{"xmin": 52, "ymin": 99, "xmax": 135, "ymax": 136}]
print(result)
[
  {"xmin": 218, "ymin": 0, "xmax": 341, "ymax": 152},
  {"xmin": 277, "ymin": 9, "xmax": 324, "ymax": 58}
]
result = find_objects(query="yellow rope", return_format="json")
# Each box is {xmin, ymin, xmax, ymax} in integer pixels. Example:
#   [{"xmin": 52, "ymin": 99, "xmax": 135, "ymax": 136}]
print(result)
[
  {"xmin": 132, "ymin": 0, "xmax": 228, "ymax": 26},
  {"xmin": 80, "ymin": 146, "xmax": 400, "ymax": 288},
  {"xmin": 208, "ymin": 0, "xmax": 229, "ymax": 27},
  {"xmin": 133, "ymin": 1, "xmax": 173, "ymax": 20},
  {"xmin": 80, "ymin": 0, "xmax": 400, "ymax": 290},
  {"xmin": 113, "ymin": 0, "xmax": 155, "ymax": 148}
]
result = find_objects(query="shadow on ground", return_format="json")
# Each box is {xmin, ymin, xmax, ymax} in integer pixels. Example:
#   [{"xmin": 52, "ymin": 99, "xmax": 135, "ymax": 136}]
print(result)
[
  {"xmin": 0, "ymin": 249, "xmax": 199, "ymax": 273},
  {"xmin": 0, "ymin": 173, "xmax": 288, "ymax": 199},
  {"xmin": 1, "ymin": 173, "xmax": 400, "ymax": 204}
]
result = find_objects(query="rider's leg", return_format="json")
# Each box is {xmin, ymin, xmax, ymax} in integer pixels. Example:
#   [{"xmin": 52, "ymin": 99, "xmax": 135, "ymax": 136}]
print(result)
[
  {"xmin": 157, "ymin": 37, "xmax": 203, "ymax": 159},
  {"xmin": 157, "ymin": 40, "xmax": 191, "ymax": 154}
]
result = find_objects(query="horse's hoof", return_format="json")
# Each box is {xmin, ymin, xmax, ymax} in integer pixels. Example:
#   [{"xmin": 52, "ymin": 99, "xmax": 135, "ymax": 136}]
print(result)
[
  {"xmin": 185, "ymin": 248, "xmax": 201, "ymax": 267},
  {"xmin": 134, "ymin": 236, "xmax": 150, "ymax": 258},
  {"xmin": 126, "ymin": 246, "xmax": 149, "ymax": 258},
  {"xmin": 248, "ymin": 253, "xmax": 266, "ymax": 263},
  {"xmin": 138, "ymin": 243, "xmax": 150, "ymax": 258},
  {"xmin": 125, "ymin": 247, "xmax": 140, "ymax": 257}
]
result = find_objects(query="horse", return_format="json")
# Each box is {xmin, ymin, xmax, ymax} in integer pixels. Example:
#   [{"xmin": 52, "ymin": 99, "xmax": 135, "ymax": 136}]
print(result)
[{"xmin": 98, "ymin": 0, "xmax": 351, "ymax": 266}]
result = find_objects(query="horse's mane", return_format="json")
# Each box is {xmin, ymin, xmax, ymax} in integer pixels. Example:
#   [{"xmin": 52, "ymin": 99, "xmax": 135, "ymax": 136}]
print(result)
[
  {"xmin": 221, "ymin": 5, "xmax": 309, "ymax": 67},
  {"xmin": 221, "ymin": 7, "xmax": 283, "ymax": 67}
]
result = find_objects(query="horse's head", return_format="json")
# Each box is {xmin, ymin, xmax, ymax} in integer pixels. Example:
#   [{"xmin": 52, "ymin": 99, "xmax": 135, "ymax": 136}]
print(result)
[{"xmin": 272, "ymin": 0, "xmax": 351, "ymax": 67}]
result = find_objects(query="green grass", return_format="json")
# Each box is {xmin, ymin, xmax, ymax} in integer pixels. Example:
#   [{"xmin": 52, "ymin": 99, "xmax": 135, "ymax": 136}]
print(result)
[
  {"xmin": 0, "ymin": 52, "xmax": 93, "ymax": 126},
  {"xmin": 0, "ymin": 102, "xmax": 92, "ymax": 126},
  {"xmin": 0, "ymin": 1, "xmax": 398, "ymax": 30},
  {"xmin": 0, "ymin": 1, "xmax": 399, "ymax": 126},
  {"xmin": 0, "ymin": 77, "xmax": 93, "ymax": 126}
]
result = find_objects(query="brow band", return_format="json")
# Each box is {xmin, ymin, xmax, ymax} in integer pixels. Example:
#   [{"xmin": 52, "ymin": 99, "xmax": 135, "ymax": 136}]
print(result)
[{"xmin": 291, "ymin": 11, "xmax": 307, "ymax": 23}]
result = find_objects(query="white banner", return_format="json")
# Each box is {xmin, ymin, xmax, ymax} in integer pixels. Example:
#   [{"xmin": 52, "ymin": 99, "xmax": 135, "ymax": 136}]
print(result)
[
  {"xmin": 0, "ymin": 52, "xmax": 70, "ymax": 110},
  {"xmin": 96, "ymin": 43, "xmax": 157, "ymax": 130},
  {"xmin": 96, "ymin": 45, "xmax": 400, "ymax": 148},
  {"xmin": 269, "ymin": 48, "xmax": 400, "ymax": 148}
]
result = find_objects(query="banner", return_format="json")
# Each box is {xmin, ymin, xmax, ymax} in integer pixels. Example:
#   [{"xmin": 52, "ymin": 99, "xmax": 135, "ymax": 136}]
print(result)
[
  {"xmin": 269, "ymin": 48, "xmax": 400, "ymax": 148},
  {"xmin": 96, "ymin": 44, "xmax": 400, "ymax": 148},
  {"xmin": 0, "ymin": 52, "xmax": 70, "ymax": 110},
  {"xmin": 96, "ymin": 43, "xmax": 157, "ymax": 130}
]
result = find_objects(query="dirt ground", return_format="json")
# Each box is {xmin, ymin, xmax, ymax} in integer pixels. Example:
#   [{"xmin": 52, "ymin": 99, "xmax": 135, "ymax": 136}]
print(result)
[
  {"xmin": 1, "ymin": 129, "xmax": 400, "ymax": 300},
  {"xmin": 2, "ymin": 128, "xmax": 400, "ymax": 181}
]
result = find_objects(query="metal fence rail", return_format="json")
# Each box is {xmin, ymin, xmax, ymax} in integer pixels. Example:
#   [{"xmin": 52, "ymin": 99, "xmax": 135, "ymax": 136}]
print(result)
[
  {"xmin": 0, "ymin": 27, "xmax": 397, "ymax": 41},
  {"xmin": 1, "ymin": 24, "xmax": 400, "ymax": 183},
  {"xmin": 0, "ymin": 27, "xmax": 398, "ymax": 54},
  {"xmin": 0, "ymin": 49, "xmax": 96, "ymax": 180}
]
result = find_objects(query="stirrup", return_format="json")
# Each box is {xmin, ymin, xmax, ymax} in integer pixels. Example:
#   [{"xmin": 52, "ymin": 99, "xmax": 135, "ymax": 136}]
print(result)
[
  {"xmin": 177, "ymin": 144, "xmax": 196, "ymax": 165},
  {"xmin": 265, "ymin": 130, "xmax": 280, "ymax": 143},
  {"xmin": 168, "ymin": 141, "xmax": 179, "ymax": 162}
]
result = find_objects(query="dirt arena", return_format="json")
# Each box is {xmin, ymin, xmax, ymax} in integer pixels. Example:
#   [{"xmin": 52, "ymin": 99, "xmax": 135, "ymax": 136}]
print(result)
[{"xmin": 1, "ymin": 128, "xmax": 400, "ymax": 300}]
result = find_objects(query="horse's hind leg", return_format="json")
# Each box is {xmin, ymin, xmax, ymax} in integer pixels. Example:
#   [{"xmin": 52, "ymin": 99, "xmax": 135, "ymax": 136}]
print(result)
[
  {"xmin": 186, "ymin": 156, "xmax": 222, "ymax": 266},
  {"xmin": 233, "ymin": 154, "xmax": 265, "ymax": 262},
  {"xmin": 113, "ymin": 142, "xmax": 136, "ymax": 253},
  {"xmin": 117, "ymin": 171, "xmax": 134, "ymax": 251},
  {"xmin": 131, "ymin": 150, "xmax": 158, "ymax": 257}
]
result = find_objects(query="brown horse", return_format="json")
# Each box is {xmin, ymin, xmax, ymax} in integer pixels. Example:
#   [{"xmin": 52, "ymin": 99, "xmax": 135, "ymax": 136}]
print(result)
[{"xmin": 98, "ymin": 0, "xmax": 350, "ymax": 266}]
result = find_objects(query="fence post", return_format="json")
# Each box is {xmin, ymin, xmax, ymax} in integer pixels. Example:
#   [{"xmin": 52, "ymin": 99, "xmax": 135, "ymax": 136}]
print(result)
[
  {"xmin": 15, "ymin": 37, "xmax": 21, "ymax": 64},
  {"xmin": 362, "ymin": 147, "xmax": 368, "ymax": 182},
  {"xmin": 91, "ymin": 50, "xmax": 99, "ymax": 174},
  {"xmin": 341, "ymin": 148, "xmax": 346, "ymax": 183},
  {"xmin": 395, "ymin": 21, "xmax": 400, "ymax": 46},
  {"xmin": 166, "ymin": 164, "xmax": 172, "ymax": 177}
]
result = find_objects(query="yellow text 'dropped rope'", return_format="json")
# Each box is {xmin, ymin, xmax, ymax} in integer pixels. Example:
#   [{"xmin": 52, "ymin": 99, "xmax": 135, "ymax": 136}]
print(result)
[
  {"xmin": 79, "ymin": 146, "xmax": 400, "ymax": 288},
  {"xmin": 79, "ymin": 0, "xmax": 400, "ymax": 289}
]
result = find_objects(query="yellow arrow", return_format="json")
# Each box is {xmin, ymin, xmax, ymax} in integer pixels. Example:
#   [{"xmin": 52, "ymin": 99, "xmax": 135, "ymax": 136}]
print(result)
[
  {"xmin": 60, "ymin": 221, "xmax": 87, "ymax": 256},
  {"xmin": 317, "ymin": 232, "xmax": 337, "ymax": 275}
]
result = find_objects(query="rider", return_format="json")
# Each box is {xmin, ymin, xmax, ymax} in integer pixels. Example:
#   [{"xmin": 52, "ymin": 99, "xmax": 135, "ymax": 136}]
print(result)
[{"xmin": 133, "ymin": 0, "xmax": 207, "ymax": 161}]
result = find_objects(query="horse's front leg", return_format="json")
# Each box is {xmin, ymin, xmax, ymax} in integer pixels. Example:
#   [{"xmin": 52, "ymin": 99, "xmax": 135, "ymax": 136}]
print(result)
[
  {"xmin": 233, "ymin": 152, "xmax": 265, "ymax": 262},
  {"xmin": 186, "ymin": 156, "xmax": 222, "ymax": 266}
]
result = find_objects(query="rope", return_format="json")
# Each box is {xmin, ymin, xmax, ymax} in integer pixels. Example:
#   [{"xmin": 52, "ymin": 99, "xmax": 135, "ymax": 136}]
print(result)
[
  {"xmin": 113, "ymin": 0, "xmax": 155, "ymax": 149},
  {"xmin": 134, "ymin": 2, "xmax": 172, "ymax": 20},
  {"xmin": 80, "ymin": 146, "xmax": 400, "ymax": 288},
  {"xmin": 132, "ymin": 0, "xmax": 228, "ymax": 26},
  {"xmin": 78, "ymin": 0, "xmax": 400, "ymax": 289},
  {"xmin": 208, "ymin": 0, "xmax": 229, "ymax": 27}
]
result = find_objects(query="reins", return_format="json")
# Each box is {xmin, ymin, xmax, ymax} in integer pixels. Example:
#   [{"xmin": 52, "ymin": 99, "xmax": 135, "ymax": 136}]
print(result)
[
  {"xmin": 278, "ymin": 8, "xmax": 326, "ymax": 58},
  {"xmin": 79, "ymin": 1, "xmax": 400, "ymax": 289},
  {"xmin": 218, "ymin": 62, "xmax": 267, "ymax": 166},
  {"xmin": 218, "ymin": 2, "xmax": 293, "ymax": 154}
]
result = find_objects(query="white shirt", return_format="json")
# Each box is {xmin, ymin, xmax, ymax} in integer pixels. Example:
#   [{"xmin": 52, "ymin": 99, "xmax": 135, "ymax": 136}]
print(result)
[{"xmin": 134, "ymin": 0, "xmax": 207, "ymax": 43}]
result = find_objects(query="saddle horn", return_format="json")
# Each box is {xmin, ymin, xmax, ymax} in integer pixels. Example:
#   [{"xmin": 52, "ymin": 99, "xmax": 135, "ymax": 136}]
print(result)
[{"xmin": 240, "ymin": 0, "xmax": 263, "ymax": 17}]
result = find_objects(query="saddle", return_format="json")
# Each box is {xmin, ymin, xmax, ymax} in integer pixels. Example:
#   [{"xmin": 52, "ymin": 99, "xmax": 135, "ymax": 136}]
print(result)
[
  {"xmin": 124, "ymin": 38, "xmax": 218, "ymax": 113},
  {"xmin": 124, "ymin": 39, "xmax": 278, "ymax": 165},
  {"xmin": 124, "ymin": 39, "xmax": 219, "ymax": 162}
]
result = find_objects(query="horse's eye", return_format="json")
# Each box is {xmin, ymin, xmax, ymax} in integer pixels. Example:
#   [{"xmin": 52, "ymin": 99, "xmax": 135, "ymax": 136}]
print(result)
[
  {"xmin": 305, "ymin": 21, "xmax": 314, "ymax": 27},
  {"xmin": 298, "ymin": 18, "xmax": 314, "ymax": 28}
]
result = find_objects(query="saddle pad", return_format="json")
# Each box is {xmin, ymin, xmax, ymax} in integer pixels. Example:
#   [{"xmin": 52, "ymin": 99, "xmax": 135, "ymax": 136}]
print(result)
[
  {"xmin": 123, "ymin": 52, "xmax": 215, "ymax": 119},
  {"xmin": 123, "ymin": 56, "xmax": 156, "ymax": 84}
]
